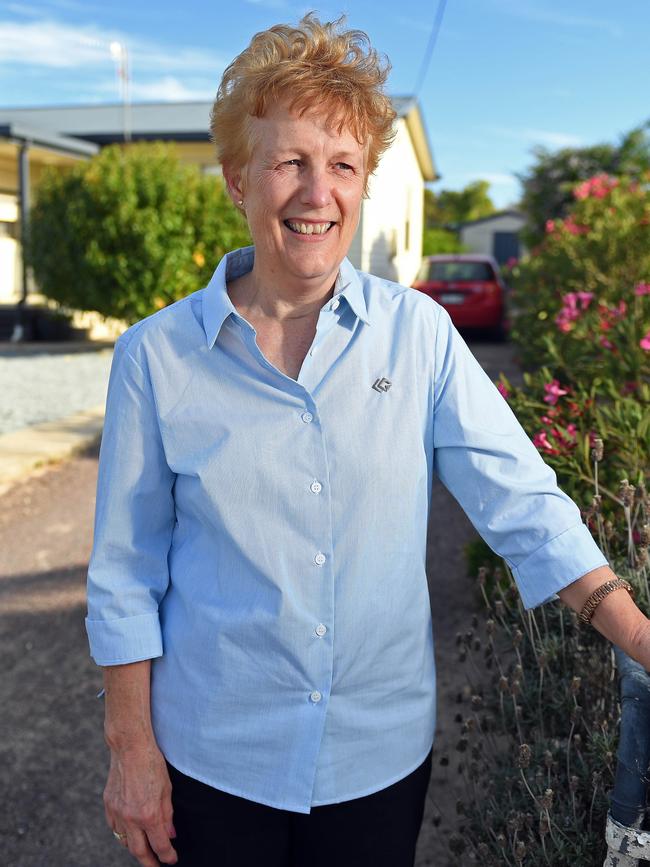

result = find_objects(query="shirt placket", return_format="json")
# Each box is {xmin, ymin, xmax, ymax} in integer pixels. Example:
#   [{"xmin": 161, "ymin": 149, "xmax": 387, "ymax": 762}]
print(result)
[{"xmin": 235, "ymin": 311, "xmax": 339, "ymax": 805}]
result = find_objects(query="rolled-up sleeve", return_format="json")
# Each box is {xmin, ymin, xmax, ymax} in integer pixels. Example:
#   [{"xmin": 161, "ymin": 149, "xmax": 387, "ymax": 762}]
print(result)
[
  {"xmin": 431, "ymin": 305, "xmax": 608, "ymax": 609},
  {"xmin": 85, "ymin": 334, "xmax": 176, "ymax": 665}
]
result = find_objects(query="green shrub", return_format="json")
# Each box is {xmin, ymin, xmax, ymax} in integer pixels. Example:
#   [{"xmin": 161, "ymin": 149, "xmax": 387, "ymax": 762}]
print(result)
[
  {"xmin": 455, "ymin": 169, "xmax": 650, "ymax": 864},
  {"xmin": 495, "ymin": 372, "xmax": 650, "ymax": 545},
  {"xmin": 509, "ymin": 174, "xmax": 650, "ymax": 371},
  {"xmin": 498, "ymin": 172, "xmax": 650, "ymax": 531},
  {"xmin": 27, "ymin": 142, "xmax": 250, "ymax": 323},
  {"xmin": 517, "ymin": 124, "xmax": 650, "ymax": 246}
]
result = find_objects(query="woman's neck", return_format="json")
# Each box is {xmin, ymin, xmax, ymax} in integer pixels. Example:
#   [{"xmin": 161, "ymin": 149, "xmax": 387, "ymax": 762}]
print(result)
[{"xmin": 227, "ymin": 266, "xmax": 336, "ymax": 324}]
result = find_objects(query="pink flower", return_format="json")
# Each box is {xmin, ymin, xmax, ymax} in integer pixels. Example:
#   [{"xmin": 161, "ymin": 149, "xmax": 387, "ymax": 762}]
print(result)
[
  {"xmin": 562, "ymin": 215, "xmax": 589, "ymax": 236},
  {"xmin": 600, "ymin": 336, "xmax": 614, "ymax": 350},
  {"xmin": 545, "ymin": 219, "xmax": 556, "ymax": 234},
  {"xmin": 506, "ymin": 257, "xmax": 519, "ymax": 268},
  {"xmin": 634, "ymin": 283, "xmax": 650, "ymax": 296},
  {"xmin": 640, "ymin": 331, "xmax": 650, "ymax": 351},
  {"xmin": 496, "ymin": 381, "xmax": 510, "ymax": 399},
  {"xmin": 573, "ymin": 173, "xmax": 619, "ymax": 201},
  {"xmin": 533, "ymin": 431, "xmax": 559, "ymax": 455},
  {"xmin": 554, "ymin": 291, "xmax": 593, "ymax": 331},
  {"xmin": 574, "ymin": 182, "xmax": 590, "ymax": 201},
  {"xmin": 543, "ymin": 379, "xmax": 569, "ymax": 405}
]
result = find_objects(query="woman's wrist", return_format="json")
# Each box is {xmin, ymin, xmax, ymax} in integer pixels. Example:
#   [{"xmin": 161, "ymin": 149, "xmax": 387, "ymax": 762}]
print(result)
[{"xmin": 630, "ymin": 618, "xmax": 650, "ymax": 672}]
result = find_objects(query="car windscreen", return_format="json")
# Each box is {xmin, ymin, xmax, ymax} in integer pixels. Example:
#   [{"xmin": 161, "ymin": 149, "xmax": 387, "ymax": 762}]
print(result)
[{"xmin": 417, "ymin": 260, "xmax": 496, "ymax": 281}]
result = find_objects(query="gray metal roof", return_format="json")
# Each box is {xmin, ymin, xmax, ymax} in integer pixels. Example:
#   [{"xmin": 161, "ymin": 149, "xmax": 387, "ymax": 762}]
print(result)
[
  {"xmin": 0, "ymin": 96, "xmax": 420, "ymax": 144},
  {"xmin": 0, "ymin": 102, "xmax": 214, "ymax": 144},
  {"xmin": 0, "ymin": 122, "xmax": 99, "ymax": 156}
]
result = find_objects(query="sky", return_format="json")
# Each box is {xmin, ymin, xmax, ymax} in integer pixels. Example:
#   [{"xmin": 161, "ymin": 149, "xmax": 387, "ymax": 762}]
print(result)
[{"xmin": 1, "ymin": 0, "xmax": 649, "ymax": 208}]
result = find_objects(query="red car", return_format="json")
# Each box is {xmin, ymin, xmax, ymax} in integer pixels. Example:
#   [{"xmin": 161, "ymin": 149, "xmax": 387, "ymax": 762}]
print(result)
[{"xmin": 412, "ymin": 254, "xmax": 507, "ymax": 337}]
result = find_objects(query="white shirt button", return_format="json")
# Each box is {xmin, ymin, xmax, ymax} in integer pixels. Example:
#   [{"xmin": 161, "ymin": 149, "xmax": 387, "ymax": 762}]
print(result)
[
  {"xmin": 310, "ymin": 691, "xmax": 322, "ymax": 703},
  {"xmin": 310, "ymin": 481, "xmax": 322, "ymax": 494},
  {"xmin": 301, "ymin": 411, "xmax": 313, "ymax": 424},
  {"xmin": 315, "ymin": 624, "xmax": 327, "ymax": 637},
  {"xmin": 314, "ymin": 552, "xmax": 326, "ymax": 566},
  {"xmin": 331, "ymin": 298, "xmax": 340, "ymax": 311}
]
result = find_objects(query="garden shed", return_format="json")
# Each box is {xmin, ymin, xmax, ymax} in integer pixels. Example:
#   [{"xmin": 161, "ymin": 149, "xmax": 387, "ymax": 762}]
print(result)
[{"xmin": 459, "ymin": 209, "xmax": 527, "ymax": 265}]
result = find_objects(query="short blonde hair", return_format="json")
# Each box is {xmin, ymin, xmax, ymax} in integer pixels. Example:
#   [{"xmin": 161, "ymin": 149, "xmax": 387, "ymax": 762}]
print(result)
[{"xmin": 210, "ymin": 13, "xmax": 396, "ymax": 190}]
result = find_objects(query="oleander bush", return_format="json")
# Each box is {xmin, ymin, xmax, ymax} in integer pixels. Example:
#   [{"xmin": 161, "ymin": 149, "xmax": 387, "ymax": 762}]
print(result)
[
  {"xmin": 493, "ymin": 374, "xmax": 650, "ymax": 543},
  {"xmin": 508, "ymin": 172, "xmax": 650, "ymax": 372},
  {"xmin": 500, "ymin": 170, "xmax": 650, "ymax": 555},
  {"xmin": 27, "ymin": 142, "xmax": 250, "ymax": 323},
  {"xmin": 448, "ymin": 170, "xmax": 650, "ymax": 863}
]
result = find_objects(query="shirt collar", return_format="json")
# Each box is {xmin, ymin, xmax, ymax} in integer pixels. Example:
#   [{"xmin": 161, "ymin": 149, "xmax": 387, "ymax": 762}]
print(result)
[{"xmin": 201, "ymin": 246, "xmax": 370, "ymax": 349}]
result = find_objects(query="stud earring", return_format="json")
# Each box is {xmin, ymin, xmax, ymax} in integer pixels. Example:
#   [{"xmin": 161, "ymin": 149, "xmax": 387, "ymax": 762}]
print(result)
[{"xmin": 238, "ymin": 199, "xmax": 244, "ymax": 206}]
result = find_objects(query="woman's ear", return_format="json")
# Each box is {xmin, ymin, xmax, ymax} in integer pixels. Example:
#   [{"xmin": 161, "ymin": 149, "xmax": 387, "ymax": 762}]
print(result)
[{"xmin": 223, "ymin": 163, "xmax": 246, "ymax": 209}]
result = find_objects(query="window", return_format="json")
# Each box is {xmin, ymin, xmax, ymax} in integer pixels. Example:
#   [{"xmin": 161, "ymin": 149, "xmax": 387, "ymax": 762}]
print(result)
[{"xmin": 417, "ymin": 260, "xmax": 495, "ymax": 282}]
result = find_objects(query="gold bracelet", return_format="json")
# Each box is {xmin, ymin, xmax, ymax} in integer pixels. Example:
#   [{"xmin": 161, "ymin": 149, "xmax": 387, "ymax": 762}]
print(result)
[{"xmin": 579, "ymin": 578, "xmax": 635, "ymax": 625}]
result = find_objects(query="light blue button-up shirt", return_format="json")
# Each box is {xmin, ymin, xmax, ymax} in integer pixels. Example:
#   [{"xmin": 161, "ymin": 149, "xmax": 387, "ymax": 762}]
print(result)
[{"xmin": 86, "ymin": 246, "xmax": 608, "ymax": 813}]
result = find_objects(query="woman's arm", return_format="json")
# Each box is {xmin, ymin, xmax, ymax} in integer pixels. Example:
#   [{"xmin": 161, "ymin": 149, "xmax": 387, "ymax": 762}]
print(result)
[
  {"xmin": 558, "ymin": 565, "xmax": 650, "ymax": 670},
  {"xmin": 103, "ymin": 661, "xmax": 178, "ymax": 867}
]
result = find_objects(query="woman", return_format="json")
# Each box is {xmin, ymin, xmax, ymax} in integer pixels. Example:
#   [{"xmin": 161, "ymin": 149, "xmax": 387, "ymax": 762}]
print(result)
[{"xmin": 86, "ymin": 14, "xmax": 650, "ymax": 867}]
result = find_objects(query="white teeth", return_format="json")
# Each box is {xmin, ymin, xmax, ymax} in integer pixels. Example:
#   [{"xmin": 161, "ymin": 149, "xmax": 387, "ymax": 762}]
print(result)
[{"xmin": 286, "ymin": 221, "xmax": 333, "ymax": 235}]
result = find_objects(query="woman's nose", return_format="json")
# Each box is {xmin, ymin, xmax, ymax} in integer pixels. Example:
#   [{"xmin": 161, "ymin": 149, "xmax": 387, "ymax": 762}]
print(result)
[{"xmin": 300, "ymin": 169, "xmax": 332, "ymax": 208}]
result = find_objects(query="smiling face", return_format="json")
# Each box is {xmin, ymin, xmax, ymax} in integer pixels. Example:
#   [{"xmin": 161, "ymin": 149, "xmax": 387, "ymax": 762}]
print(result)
[{"xmin": 224, "ymin": 99, "xmax": 367, "ymax": 293}]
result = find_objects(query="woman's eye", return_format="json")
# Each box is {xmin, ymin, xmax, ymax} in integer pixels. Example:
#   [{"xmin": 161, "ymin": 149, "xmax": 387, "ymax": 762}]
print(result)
[
  {"xmin": 285, "ymin": 159, "xmax": 301, "ymax": 166},
  {"xmin": 336, "ymin": 163, "xmax": 354, "ymax": 172}
]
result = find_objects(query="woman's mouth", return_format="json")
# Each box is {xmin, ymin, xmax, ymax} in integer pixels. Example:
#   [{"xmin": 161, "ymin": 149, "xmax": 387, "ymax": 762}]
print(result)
[{"xmin": 284, "ymin": 220, "xmax": 336, "ymax": 235}]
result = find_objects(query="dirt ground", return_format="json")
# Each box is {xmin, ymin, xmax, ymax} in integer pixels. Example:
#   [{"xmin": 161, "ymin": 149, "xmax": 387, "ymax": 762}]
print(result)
[{"xmin": 0, "ymin": 337, "xmax": 522, "ymax": 867}]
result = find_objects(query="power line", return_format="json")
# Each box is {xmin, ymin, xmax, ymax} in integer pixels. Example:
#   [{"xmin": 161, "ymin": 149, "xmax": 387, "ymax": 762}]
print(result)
[{"xmin": 413, "ymin": 0, "xmax": 449, "ymax": 97}]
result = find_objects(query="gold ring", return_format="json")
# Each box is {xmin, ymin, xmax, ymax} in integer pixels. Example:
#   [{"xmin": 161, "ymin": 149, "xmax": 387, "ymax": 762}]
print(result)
[{"xmin": 113, "ymin": 830, "xmax": 127, "ymax": 842}]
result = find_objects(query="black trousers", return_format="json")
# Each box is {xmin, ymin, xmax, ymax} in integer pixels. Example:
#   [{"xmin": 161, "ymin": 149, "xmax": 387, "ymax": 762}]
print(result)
[{"xmin": 165, "ymin": 748, "xmax": 433, "ymax": 867}]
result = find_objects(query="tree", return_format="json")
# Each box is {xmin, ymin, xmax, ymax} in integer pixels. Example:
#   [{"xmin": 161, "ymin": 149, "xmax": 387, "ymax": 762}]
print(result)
[
  {"xmin": 422, "ymin": 181, "xmax": 495, "ymax": 255},
  {"xmin": 518, "ymin": 121, "xmax": 650, "ymax": 245},
  {"xmin": 424, "ymin": 181, "xmax": 496, "ymax": 228},
  {"xmin": 27, "ymin": 142, "xmax": 250, "ymax": 323},
  {"xmin": 422, "ymin": 227, "xmax": 463, "ymax": 255}
]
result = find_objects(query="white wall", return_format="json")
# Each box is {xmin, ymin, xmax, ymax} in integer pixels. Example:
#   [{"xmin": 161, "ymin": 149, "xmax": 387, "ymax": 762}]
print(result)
[
  {"xmin": 359, "ymin": 119, "xmax": 423, "ymax": 285},
  {"xmin": 0, "ymin": 194, "xmax": 19, "ymax": 303},
  {"xmin": 346, "ymin": 203, "xmax": 363, "ymax": 271}
]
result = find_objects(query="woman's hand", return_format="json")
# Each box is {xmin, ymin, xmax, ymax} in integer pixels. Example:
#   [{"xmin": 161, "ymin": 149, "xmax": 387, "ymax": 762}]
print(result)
[
  {"xmin": 101, "ymin": 660, "xmax": 177, "ymax": 864},
  {"xmin": 104, "ymin": 738, "xmax": 178, "ymax": 866}
]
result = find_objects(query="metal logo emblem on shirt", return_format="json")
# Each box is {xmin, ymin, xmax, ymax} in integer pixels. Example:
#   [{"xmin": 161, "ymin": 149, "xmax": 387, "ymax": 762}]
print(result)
[{"xmin": 372, "ymin": 377, "xmax": 392, "ymax": 393}]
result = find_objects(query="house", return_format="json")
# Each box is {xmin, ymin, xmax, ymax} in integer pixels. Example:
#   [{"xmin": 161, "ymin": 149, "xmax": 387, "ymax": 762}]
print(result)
[
  {"xmin": 0, "ymin": 98, "xmax": 436, "ymax": 335},
  {"xmin": 459, "ymin": 210, "xmax": 527, "ymax": 265}
]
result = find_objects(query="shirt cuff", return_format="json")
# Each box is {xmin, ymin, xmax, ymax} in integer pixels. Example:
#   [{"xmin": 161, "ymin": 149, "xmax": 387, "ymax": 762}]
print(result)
[
  {"xmin": 511, "ymin": 522, "xmax": 609, "ymax": 610},
  {"xmin": 85, "ymin": 612, "xmax": 163, "ymax": 666}
]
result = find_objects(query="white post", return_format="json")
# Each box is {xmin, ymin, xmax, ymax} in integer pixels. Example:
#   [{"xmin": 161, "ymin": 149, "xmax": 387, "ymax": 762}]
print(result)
[{"xmin": 109, "ymin": 41, "xmax": 131, "ymax": 143}]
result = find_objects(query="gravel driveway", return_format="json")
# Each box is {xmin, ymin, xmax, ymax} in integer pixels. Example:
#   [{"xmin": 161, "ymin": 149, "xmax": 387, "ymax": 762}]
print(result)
[{"xmin": 0, "ymin": 346, "xmax": 113, "ymax": 436}]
